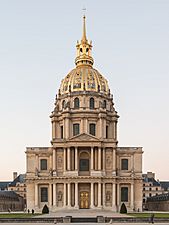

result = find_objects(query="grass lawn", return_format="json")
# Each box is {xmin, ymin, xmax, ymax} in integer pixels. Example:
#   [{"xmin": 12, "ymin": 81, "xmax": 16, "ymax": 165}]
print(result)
[
  {"xmin": 0, "ymin": 213, "xmax": 41, "ymax": 218},
  {"xmin": 128, "ymin": 213, "xmax": 169, "ymax": 218}
]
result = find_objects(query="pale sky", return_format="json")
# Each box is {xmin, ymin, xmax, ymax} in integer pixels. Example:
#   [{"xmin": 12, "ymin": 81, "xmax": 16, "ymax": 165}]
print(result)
[{"xmin": 0, "ymin": 0, "xmax": 168, "ymax": 181}]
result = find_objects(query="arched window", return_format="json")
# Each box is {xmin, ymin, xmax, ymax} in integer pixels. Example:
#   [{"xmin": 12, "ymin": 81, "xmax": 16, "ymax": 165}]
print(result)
[
  {"xmin": 103, "ymin": 100, "xmax": 107, "ymax": 109},
  {"xmin": 89, "ymin": 97, "xmax": 95, "ymax": 109},
  {"xmin": 74, "ymin": 98, "xmax": 80, "ymax": 109},
  {"xmin": 62, "ymin": 100, "xmax": 65, "ymax": 109}
]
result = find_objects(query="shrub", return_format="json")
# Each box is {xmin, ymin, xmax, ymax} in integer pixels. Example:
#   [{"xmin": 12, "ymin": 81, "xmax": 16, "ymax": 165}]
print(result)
[
  {"xmin": 42, "ymin": 204, "xmax": 49, "ymax": 214},
  {"xmin": 120, "ymin": 203, "xmax": 127, "ymax": 214}
]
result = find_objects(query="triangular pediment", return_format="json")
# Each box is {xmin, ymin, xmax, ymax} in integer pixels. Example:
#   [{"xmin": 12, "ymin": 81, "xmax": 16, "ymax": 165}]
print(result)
[{"xmin": 69, "ymin": 133, "xmax": 100, "ymax": 142}]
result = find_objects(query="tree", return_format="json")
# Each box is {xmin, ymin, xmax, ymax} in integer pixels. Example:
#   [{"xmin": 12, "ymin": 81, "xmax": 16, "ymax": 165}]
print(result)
[
  {"xmin": 120, "ymin": 203, "xmax": 127, "ymax": 214},
  {"xmin": 42, "ymin": 204, "xmax": 49, "ymax": 214}
]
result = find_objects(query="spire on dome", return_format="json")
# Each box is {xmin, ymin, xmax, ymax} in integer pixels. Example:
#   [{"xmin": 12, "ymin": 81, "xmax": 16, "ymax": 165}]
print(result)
[
  {"xmin": 82, "ymin": 15, "xmax": 87, "ymax": 42},
  {"xmin": 75, "ymin": 16, "xmax": 94, "ymax": 67}
]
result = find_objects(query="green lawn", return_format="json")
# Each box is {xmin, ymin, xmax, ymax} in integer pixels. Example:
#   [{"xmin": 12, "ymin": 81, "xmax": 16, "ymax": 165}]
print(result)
[
  {"xmin": 0, "ymin": 213, "xmax": 41, "ymax": 218},
  {"xmin": 128, "ymin": 213, "xmax": 169, "ymax": 218}
]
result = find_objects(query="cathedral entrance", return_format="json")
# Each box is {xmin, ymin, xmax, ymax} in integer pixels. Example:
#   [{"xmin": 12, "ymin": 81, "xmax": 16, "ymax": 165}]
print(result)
[{"xmin": 80, "ymin": 191, "xmax": 89, "ymax": 209}]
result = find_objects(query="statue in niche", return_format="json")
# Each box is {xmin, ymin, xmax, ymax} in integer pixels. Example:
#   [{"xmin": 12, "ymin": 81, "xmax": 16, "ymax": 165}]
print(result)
[
  {"xmin": 57, "ymin": 191, "xmax": 63, "ymax": 201},
  {"xmin": 106, "ymin": 191, "xmax": 111, "ymax": 201},
  {"xmin": 106, "ymin": 155, "xmax": 111, "ymax": 168},
  {"xmin": 35, "ymin": 167, "xmax": 39, "ymax": 176},
  {"xmin": 49, "ymin": 168, "xmax": 53, "ymax": 176},
  {"xmin": 57, "ymin": 156, "xmax": 63, "ymax": 168}
]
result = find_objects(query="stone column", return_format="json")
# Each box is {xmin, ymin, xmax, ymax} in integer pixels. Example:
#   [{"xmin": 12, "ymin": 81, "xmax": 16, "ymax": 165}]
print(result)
[
  {"xmin": 53, "ymin": 149, "xmax": 56, "ymax": 171},
  {"xmin": 80, "ymin": 119, "xmax": 83, "ymax": 133},
  {"xmin": 85, "ymin": 118, "xmax": 88, "ymax": 133},
  {"xmin": 35, "ymin": 183, "xmax": 38, "ymax": 207},
  {"xmin": 112, "ymin": 148, "xmax": 116, "ymax": 175},
  {"xmin": 91, "ymin": 182, "xmax": 94, "ymax": 208},
  {"xmin": 112, "ymin": 183, "xmax": 116, "ymax": 208},
  {"xmin": 102, "ymin": 148, "xmax": 105, "ymax": 172},
  {"xmin": 75, "ymin": 147, "xmax": 78, "ymax": 171},
  {"xmin": 94, "ymin": 148, "xmax": 98, "ymax": 170},
  {"xmin": 35, "ymin": 155, "xmax": 38, "ymax": 170},
  {"xmin": 98, "ymin": 147, "xmax": 101, "ymax": 170},
  {"xmin": 49, "ymin": 183, "xmax": 52, "ymax": 206},
  {"xmin": 91, "ymin": 147, "xmax": 94, "ymax": 170},
  {"xmin": 52, "ymin": 121, "xmax": 56, "ymax": 139},
  {"xmin": 65, "ymin": 118, "xmax": 69, "ymax": 139},
  {"xmin": 99, "ymin": 118, "xmax": 102, "ymax": 138},
  {"xmin": 67, "ymin": 147, "xmax": 70, "ymax": 171},
  {"xmin": 117, "ymin": 183, "xmax": 120, "ymax": 211},
  {"xmin": 131, "ymin": 183, "xmax": 134, "ymax": 210},
  {"xmin": 98, "ymin": 182, "xmax": 101, "ymax": 208},
  {"xmin": 67, "ymin": 183, "xmax": 71, "ymax": 207},
  {"xmin": 115, "ymin": 122, "xmax": 117, "ymax": 140},
  {"xmin": 63, "ymin": 183, "xmax": 66, "ymax": 207},
  {"xmin": 63, "ymin": 148, "xmax": 66, "ymax": 172},
  {"xmin": 103, "ymin": 183, "xmax": 106, "ymax": 208},
  {"xmin": 53, "ymin": 183, "xmax": 56, "ymax": 206},
  {"xmin": 75, "ymin": 182, "xmax": 78, "ymax": 208},
  {"xmin": 49, "ymin": 154, "xmax": 52, "ymax": 170}
]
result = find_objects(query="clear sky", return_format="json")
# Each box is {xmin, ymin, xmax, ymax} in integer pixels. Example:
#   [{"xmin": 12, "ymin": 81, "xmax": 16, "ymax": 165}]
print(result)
[{"xmin": 0, "ymin": 0, "xmax": 168, "ymax": 181}]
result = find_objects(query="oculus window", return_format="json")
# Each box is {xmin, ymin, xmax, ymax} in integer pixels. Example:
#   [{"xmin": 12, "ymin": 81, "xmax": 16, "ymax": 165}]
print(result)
[
  {"xmin": 40, "ymin": 159, "xmax": 47, "ymax": 170},
  {"xmin": 121, "ymin": 159, "xmax": 128, "ymax": 170},
  {"xmin": 89, "ymin": 123, "xmax": 96, "ymax": 136},
  {"xmin": 73, "ymin": 123, "xmax": 80, "ymax": 136},
  {"xmin": 121, "ymin": 187, "xmax": 128, "ymax": 202},
  {"xmin": 41, "ymin": 187, "xmax": 48, "ymax": 202}
]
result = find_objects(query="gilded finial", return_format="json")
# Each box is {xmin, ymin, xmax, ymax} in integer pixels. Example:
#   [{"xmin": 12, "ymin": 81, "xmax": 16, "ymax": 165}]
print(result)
[
  {"xmin": 75, "ymin": 13, "xmax": 94, "ymax": 67},
  {"xmin": 82, "ymin": 14, "xmax": 87, "ymax": 42}
]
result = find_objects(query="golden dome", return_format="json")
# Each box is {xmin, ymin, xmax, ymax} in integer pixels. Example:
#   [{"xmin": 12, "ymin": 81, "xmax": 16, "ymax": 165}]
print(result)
[
  {"xmin": 60, "ymin": 67, "xmax": 109, "ymax": 95},
  {"xmin": 59, "ymin": 16, "xmax": 109, "ymax": 95}
]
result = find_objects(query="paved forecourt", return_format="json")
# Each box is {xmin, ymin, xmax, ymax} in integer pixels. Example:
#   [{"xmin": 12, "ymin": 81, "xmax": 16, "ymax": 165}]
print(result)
[{"xmin": 1, "ymin": 223, "xmax": 169, "ymax": 225}]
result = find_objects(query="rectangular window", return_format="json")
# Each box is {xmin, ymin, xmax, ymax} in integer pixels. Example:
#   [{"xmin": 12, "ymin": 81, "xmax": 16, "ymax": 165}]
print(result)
[
  {"xmin": 41, "ymin": 187, "xmax": 48, "ymax": 202},
  {"xmin": 40, "ymin": 159, "xmax": 47, "ymax": 170},
  {"xmin": 121, "ymin": 187, "xmax": 128, "ymax": 202},
  {"xmin": 89, "ymin": 123, "xmax": 96, "ymax": 136},
  {"xmin": 121, "ymin": 159, "xmax": 128, "ymax": 170},
  {"xmin": 79, "ymin": 159, "xmax": 89, "ymax": 171},
  {"xmin": 73, "ymin": 123, "xmax": 80, "ymax": 136},
  {"xmin": 61, "ymin": 126, "xmax": 63, "ymax": 139}
]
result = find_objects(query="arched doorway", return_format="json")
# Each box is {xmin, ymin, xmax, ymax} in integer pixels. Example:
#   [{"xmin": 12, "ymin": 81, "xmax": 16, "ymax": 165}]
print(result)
[{"xmin": 80, "ymin": 191, "xmax": 89, "ymax": 209}]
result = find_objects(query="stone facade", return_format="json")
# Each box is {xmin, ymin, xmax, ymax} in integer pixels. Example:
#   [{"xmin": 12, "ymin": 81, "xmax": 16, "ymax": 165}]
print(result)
[
  {"xmin": 26, "ymin": 16, "xmax": 143, "ymax": 213},
  {"xmin": 147, "ymin": 193, "xmax": 169, "ymax": 211}
]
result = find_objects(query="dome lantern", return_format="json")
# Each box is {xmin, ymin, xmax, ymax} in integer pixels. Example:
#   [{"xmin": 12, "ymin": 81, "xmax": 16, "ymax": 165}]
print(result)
[{"xmin": 75, "ymin": 16, "xmax": 94, "ymax": 67}]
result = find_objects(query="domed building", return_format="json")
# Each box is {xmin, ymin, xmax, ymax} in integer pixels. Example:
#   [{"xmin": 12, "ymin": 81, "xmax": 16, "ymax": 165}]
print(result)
[{"xmin": 26, "ymin": 16, "xmax": 143, "ymax": 212}]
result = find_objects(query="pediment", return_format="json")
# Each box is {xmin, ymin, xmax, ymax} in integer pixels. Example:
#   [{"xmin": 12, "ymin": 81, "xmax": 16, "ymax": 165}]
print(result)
[{"xmin": 69, "ymin": 133, "xmax": 100, "ymax": 142}]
